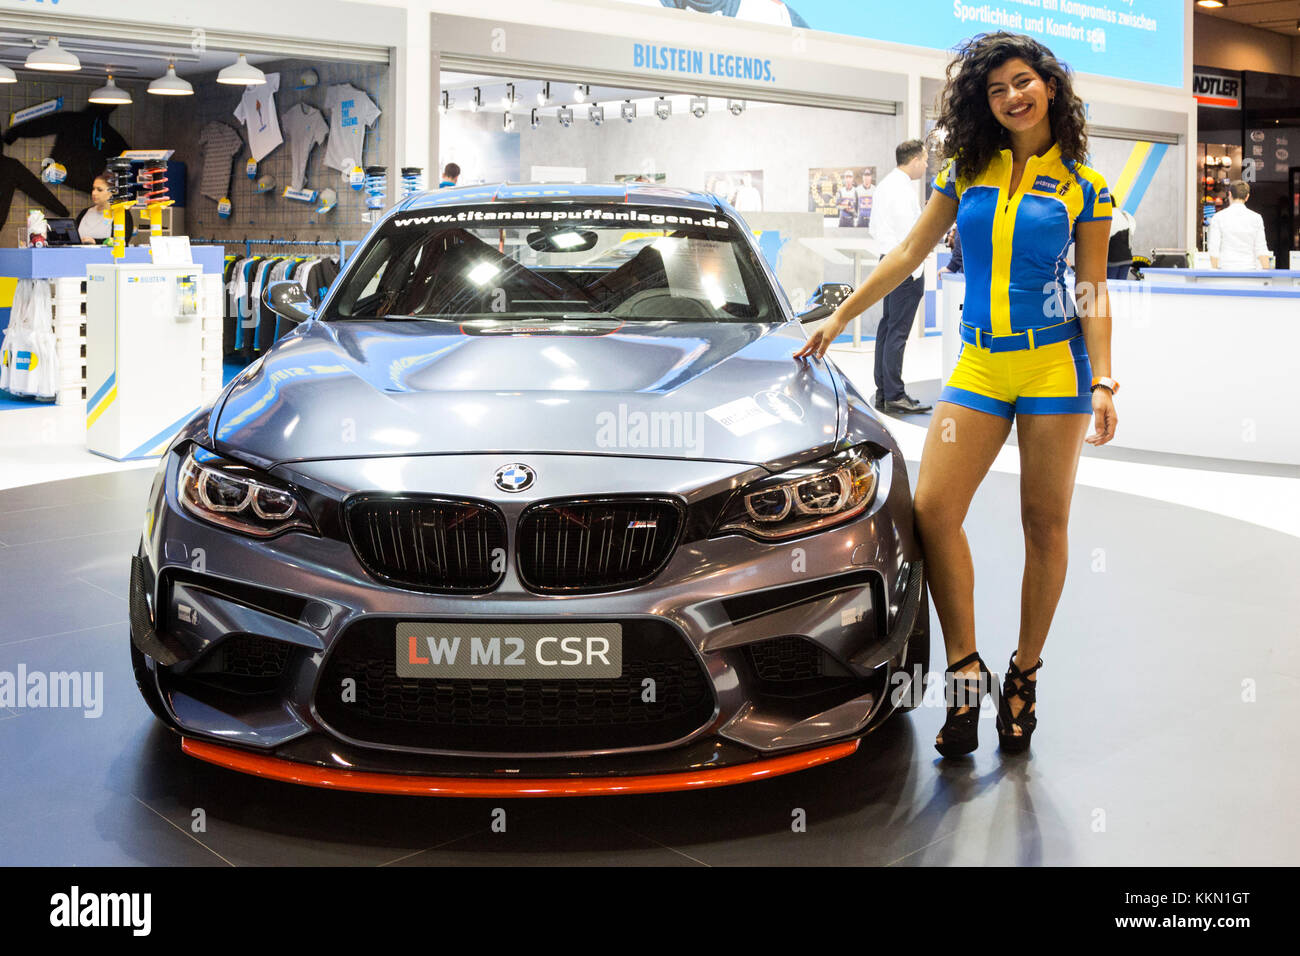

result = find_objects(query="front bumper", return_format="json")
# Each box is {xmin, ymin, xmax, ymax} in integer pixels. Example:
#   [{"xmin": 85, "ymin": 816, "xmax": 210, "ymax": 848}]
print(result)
[{"xmin": 131, "ymin": 444, "xmax": 928, "ymax": 788}]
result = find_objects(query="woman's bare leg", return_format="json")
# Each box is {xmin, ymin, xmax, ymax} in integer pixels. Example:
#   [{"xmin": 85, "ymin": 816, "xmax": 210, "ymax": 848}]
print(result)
[{"xmin": 912, "ymin": 402, "xmax": 1013, "ymax": 745}]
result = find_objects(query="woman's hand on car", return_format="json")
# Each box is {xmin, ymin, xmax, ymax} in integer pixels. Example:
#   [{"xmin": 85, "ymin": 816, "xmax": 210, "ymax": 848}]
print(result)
[{"xmin": 793, "ymin": 312, "xmax": 846, "ymax": 361}]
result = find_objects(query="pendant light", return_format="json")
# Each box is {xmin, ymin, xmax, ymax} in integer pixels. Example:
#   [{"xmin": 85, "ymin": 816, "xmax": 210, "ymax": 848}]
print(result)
[
  {"xmin": 0, "ymin": 65, "xmax": 16, "ymax": 84},
  {"xmin": 217, "ymin": 54, "xmax": 266, "ymax": 86},
  {"xmin": 89, "ymin": 75, "xmax": 132, "ymax": 105},
  {"xmin": 26, "ymin": 38, "xmax": 80, "ymax": 72},
  {"xmin": 148, "ymin": 62, "xmax": 193, "ymax": 96}
]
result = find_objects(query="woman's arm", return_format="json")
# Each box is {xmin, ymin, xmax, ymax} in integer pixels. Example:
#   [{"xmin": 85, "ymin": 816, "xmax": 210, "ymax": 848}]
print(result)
[
  {"xmin": 1072, "ymin": 218, "xmax": 1117, "ymax": 445},
  {"xmin": 795, "ymin": 190, "xmax": 958, "ymax": 359}
]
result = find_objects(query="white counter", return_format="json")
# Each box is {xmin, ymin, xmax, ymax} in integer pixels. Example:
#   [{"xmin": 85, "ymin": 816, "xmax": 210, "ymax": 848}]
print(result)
[{"xmin": 938, "ymin": 273, "xmax": 1300, "ymax": 466}]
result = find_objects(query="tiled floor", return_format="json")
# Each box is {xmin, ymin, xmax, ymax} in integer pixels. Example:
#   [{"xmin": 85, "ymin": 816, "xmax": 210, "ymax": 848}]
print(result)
[{"xmin": 1, "ymin": 454, "xmax": 1296, "ymax": 865}]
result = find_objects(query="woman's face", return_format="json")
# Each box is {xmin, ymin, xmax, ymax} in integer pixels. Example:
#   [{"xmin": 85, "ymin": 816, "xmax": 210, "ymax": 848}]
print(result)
[
  {"xmin": 986, "ymin": 57, "xmax": 1056, "ymax": 137},
  {"xmin": 91, "ymin": 178, "xmax": 111, "ymax": 207}
]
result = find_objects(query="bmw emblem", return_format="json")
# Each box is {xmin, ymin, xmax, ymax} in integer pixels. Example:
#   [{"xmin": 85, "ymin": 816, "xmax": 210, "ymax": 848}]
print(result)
[{"xmin": 494, "ymin": 463, "xmax": 535, "ymax": 493}]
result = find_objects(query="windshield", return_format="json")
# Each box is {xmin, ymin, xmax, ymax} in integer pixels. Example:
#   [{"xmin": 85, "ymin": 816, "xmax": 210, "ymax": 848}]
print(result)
[{"xmin": 322, "ymin": 203, "xmax": 781, "ymax": 323}]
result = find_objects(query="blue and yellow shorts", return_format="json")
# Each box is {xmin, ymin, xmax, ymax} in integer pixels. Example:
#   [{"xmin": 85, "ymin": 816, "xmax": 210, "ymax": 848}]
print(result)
[{"xmin": 939, "ymin": 334, "xmax": 1093, "ymax": 418}]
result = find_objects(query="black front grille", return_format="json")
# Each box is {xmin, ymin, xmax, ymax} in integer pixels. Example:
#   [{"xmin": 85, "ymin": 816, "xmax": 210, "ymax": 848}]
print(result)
[
  {"xmin": 516, "ymin": 497, "xmax": 682, "ymax": 593},
  {"xmin": 346, "ymin": 496, "xmax": 507, "ymax": 592},
  {"xmin": 315, "ymin": 619, "xmax": 715, "ymax": 752}
]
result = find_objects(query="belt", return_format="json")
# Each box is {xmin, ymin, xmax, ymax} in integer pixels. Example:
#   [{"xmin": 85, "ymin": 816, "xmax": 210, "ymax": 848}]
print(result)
[{"xmin": 959, "ymin": 318, "xmax": 1082, "ymax": 353}]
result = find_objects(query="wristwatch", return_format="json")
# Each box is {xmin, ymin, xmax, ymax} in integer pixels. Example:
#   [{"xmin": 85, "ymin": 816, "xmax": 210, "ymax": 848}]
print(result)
[{"xmin": 1090, "ymin": 376, "xmax": 1119, "ymax": 394}]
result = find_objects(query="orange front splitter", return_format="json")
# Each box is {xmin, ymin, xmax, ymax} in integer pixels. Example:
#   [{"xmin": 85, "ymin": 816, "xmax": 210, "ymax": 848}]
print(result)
[{"xmin": 181, "ymin": 737, "xmax": 860, "ymax": 797}]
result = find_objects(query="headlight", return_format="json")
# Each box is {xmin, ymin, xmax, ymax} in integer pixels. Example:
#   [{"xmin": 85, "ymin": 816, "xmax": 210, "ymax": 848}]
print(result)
[
  {"xmin": 713, "ymin": 445, "xmax": 880, "ymax": 540},
  {"xmin": 177, "ymin": 445, "xmax": 316, "ymax": 538}
]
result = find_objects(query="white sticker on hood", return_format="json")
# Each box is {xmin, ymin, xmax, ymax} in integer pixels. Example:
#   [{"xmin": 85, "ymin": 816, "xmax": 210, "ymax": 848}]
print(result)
[{"xmin": 706, "ymin": 396, "xmax": 782, "ymax": 436}]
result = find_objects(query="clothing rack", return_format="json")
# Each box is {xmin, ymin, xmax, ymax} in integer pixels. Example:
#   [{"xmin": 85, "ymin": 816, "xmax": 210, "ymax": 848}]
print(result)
[{"xmin": 188, "ymin": 237, "xmax": 359, "ymax": 264}]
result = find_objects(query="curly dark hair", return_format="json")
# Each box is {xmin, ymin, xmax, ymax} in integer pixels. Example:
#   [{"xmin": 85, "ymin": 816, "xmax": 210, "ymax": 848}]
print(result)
[{"xmin": 935, "ymin": 32, "xmax": 1088, "ymax": 185}]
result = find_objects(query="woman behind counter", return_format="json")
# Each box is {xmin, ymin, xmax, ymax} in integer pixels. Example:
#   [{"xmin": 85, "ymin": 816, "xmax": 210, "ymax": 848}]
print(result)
[{"xmin": 75, "ymin": 171, "xmax": 134, "ymax": 245}]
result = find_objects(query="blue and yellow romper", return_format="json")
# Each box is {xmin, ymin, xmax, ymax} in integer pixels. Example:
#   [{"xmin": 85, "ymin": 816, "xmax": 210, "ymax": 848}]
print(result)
[{"xmin": 932, "ymin": 142, "xmax": 1112, "ymax": 416}]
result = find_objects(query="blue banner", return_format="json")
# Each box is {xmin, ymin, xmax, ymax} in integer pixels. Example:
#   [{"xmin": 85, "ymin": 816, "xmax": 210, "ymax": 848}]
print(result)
[{"xmin": 615, "ymin": 0, "xmax": 1183, "ymax": 89}]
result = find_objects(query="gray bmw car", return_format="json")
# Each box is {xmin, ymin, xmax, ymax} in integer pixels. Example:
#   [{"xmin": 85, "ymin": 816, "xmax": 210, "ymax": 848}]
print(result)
[{"xmin": 129, "ymin": 183, "xmax": 929, "ymax": 796}]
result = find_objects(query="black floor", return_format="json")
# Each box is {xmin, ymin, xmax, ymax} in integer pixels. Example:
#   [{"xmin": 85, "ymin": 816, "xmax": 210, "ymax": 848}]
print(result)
[{"xmin": 1, "ymin": 466, "xmax": 1297, "ymax": 865}]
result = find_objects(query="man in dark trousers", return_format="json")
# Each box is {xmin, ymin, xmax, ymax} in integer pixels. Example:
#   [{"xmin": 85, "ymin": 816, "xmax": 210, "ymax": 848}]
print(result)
[{"xmin": 869, "ymin": 139, "xmax": 931, "ymax": 414}]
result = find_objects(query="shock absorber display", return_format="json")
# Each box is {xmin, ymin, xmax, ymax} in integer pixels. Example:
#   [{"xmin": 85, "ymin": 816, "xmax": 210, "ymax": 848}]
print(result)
[
  {"xmin": 400, "ymin": 166, "xmax": 423, "ymax": 199},
  {"xmin": 105, "ymin": 157, "xmax": 136, "ymax": 260},
  {"xmin": 364, "ymin": 166, "xmax": 388, "ymax": 210},
  {"xmin": 139, "ymin": 161, "xmax": 173, "ymax": 238}
]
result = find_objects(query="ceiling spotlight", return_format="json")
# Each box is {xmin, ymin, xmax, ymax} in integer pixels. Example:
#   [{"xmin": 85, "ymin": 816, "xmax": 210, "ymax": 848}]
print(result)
[
  {"xmin": 504, "ymin": 111, "xmax": 515, "ymax": 131},
  {"xmin": 690, "ymin": 95, "xmax": 708, "ymax": 118},
  {"xmin": 1195, "ymin": 0, "xmax": 1224, "ymax": 7},
  {"xmin": 537, "ymin": 82, "xmax": 550, "ymax": 106},
  {"xmin": 727, "ymin": 98, "xmax": 745, "ymax": 116},
  {"xmin": 621, "ymin": 100, "xmax": 636, "ymax": 123},
  {"xmin": 0, "ymin": 64, "xmax": 17, "ymax": 84},
  {"xmin": 530, "ymin": 108, "xmax": 540, "ymax": 130},
  {"xmin": 89, "ymin": 75, "xmax": 132, "ymax": 105},
  {"xmin": 26, "ymin": 37, "xmax": 80, "ymax": 72},
  {"xmin": 470, "ymin": 86, "xmax": 482, "ymax": 112},
  {"xmin": 557, "ymin": 106, "xmax": 574, "ymax": 128},
  {"xmin": 502, "ymin": 83, "xmax": 516, "ymax": 108},
  {"xmin": 589, "ymin": 104, "xmax": 605, "ymax": 127},
  {"xmin": 654, "ymin": 96, "xmax": 671, "ymax": 120},
  {"xmin": 574, "ymin": 84, "xmax": 588, "ymax": 103},
  {"xmin": 216, "ymin": 53, "xmax": 266, "ymax": 86},
  {"xmin": 148, "ymin": 62, "xmax": 193, "ymax": 96}
]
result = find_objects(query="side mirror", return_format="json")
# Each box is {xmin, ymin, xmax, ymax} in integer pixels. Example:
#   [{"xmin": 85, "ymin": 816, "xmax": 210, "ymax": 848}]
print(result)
[
  {"xmin": 797, "ymin": 282, "xmax": 853, "ymax": 323},
  {"xmin": 262, "ymin": 280, "xmax": 314, "ymax": 326}
]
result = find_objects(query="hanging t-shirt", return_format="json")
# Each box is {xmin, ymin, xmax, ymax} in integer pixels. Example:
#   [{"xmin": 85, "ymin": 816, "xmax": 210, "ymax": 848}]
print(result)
[
  {"xmin": 280, "ymin": 103, "xmax": 328, "ymax": 189},
  {"xmin": 198, "ymin": 122, "xmax": 244, "ymax": 201},
  {"xmin": 322, "ymin": 83, "xmax": 381, "ymax": 172},
  {"xmin": 233, "ymin": 73, "xmax": 283, "ymax": 162}
]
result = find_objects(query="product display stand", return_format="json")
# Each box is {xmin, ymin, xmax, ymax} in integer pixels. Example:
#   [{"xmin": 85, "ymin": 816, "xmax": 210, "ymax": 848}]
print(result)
[
  {"xmin": 0, "ymin": 247, "xmax": 222, "ymax": 406},
  {"xmin": 84, "ymin": 261, "xmax": 223, "ymax": 460}
]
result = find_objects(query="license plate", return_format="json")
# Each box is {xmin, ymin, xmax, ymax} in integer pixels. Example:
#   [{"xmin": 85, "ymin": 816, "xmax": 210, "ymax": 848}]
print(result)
[{"xmin": 395, "ymin": 622, "xmax": 622, "ymax": 679}]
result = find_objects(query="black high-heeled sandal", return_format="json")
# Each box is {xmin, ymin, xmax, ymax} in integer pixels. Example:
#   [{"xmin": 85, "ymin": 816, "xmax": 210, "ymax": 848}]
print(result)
[
  {"xmin": 996, "ymin": 653, "xmax": 1042, "ymax": 753},
  {"xmin": 934, "ymin": 651, "xmax": 992, "ymax": 757}
]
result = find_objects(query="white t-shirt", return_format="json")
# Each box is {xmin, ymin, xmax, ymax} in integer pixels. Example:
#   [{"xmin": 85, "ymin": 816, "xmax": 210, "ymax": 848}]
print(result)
[
  {"xmin": 233, "ymin": 72, "xmax": 283, "ymax": 162},
  {"xmin": 280, "ymin": 103, "xmax": 328, "ymax": 190},
  {"xmin": 322, "ymin": 83, "xmax": 381, "ymax": 172}
]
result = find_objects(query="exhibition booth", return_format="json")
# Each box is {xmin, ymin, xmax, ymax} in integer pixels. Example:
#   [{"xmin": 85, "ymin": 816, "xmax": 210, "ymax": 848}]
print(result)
[{"xmin": 0, "ymin": 0, "xmax": 404, "ymax": 457}]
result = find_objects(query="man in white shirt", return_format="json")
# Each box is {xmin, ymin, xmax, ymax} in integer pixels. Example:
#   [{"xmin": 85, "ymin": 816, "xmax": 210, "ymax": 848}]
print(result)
[
  {"xmin": 1208, "ymin": 181, "xmax": 1270, "ymax": 270},
  {"xmin": 870, "ymin": 139, "xmax": 931, "ymax": 413}
]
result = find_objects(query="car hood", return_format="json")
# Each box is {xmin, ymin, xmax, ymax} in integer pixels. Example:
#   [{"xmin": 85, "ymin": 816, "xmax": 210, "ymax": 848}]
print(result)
[{"xmin": 212, "ymin": 319, "xmax": 843, "ymax": 469}]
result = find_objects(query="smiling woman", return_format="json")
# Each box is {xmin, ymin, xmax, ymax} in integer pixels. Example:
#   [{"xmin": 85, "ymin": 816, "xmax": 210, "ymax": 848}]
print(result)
[{"xmin": 797, "ymin": 31, "xmax": 1117, "ymax": 761}]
